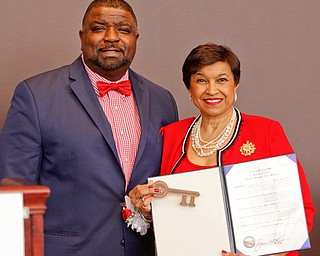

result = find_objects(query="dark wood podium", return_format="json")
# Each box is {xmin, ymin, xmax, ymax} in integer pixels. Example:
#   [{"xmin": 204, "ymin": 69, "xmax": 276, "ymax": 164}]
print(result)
[{"xmin": 0, "ymin": 178, "xmax": 50, "ymax": 256}]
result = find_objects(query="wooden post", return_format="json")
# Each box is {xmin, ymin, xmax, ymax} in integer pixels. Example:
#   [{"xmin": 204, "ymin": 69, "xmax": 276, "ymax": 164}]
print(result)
[{"xmin": 0, "ymin": 178, "xmax": 50, "ymax": 256}]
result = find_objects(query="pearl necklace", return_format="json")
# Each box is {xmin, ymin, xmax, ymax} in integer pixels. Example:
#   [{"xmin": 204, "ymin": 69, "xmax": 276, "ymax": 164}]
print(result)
[{"xmin": 191, "ymin": 108, "xmax": 237, "ymax": 157}]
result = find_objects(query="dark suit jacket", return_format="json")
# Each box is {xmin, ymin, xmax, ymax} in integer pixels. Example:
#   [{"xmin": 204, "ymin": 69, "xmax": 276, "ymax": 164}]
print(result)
[{"xmin": 0, "ymin": 57, "xmax": 178, "ymax": 256}]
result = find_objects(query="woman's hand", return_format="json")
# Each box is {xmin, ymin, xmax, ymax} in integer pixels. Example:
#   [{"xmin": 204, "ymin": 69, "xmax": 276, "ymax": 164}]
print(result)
[
  {"xmin": 221, "ymin": 251, "xmax": 246, "ymax": 256},
  {"xmin": 221, "ymin": 250, "xmax": 287, "ymax": 256},
  {"xmin": 221, "ymin": 250, "xmax": 246, "ymax": 256},
  {"xmin": 128, "ymin": 181, "xmax": 158, "ymax": 221}
]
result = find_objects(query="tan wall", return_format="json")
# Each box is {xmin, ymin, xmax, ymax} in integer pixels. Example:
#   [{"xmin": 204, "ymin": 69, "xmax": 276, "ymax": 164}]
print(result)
[{"xmin": 0, "ymin": 1, "xmax": 319, "ymax": 255}]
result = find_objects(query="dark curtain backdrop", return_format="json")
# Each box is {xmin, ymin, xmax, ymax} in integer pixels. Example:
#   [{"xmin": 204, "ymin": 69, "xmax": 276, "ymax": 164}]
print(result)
[{"xmin": 0, "ymin": 1, "xmax": 319, "ymax": 255}]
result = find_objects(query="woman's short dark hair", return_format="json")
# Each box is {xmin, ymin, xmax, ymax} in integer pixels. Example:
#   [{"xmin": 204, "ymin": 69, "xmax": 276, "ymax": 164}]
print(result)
[{"xmin": 182, "ymin": 43, "xmax": 241, "ymax": 89}]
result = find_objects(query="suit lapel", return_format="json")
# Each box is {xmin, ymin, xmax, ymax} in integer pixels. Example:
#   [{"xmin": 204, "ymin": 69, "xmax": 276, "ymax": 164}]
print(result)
[
  {"xmin": 67, "ymin": 61, "xmax": 151, "ymax": 170},
  {"xmin": 69, "ymin": 57, "xmax": 120, "ymax": 162},
  {"xmin": 129, "ymin": 70, "xmax": 150, "ymax": 168}
]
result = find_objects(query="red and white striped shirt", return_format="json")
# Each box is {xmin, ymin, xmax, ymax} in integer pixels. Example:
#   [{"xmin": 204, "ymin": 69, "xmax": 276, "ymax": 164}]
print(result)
[{"xmin": 82, "ymin": 56, "xmax": 141, "ymax": 189}]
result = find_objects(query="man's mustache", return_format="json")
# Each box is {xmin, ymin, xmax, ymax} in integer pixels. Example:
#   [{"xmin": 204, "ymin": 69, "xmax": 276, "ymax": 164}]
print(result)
[{"xmin": 98, "ymin": 44, "xmax": 124, "ymax": 53}]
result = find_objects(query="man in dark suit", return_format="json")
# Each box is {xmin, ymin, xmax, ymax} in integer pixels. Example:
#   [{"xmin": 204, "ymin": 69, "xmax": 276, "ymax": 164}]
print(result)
[{"xmin": 0, "ymin": 0, "xmax": 178, "ymax": 255}]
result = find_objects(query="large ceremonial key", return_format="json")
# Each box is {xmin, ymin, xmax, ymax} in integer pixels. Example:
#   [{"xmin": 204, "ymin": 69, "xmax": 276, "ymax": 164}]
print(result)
[{"xmin": 153, "ymin": 180, "xmax": 200, "ymax": 207}]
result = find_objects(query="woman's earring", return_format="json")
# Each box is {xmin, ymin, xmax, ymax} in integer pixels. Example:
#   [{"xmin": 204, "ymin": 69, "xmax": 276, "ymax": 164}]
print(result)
[
  {"xmin": 189, "ymin": 94, "xmax": 192, "ymax": 101},
  {"xmin": 234, "ymin": 93, "xmax": 238, "ymax": 102}
]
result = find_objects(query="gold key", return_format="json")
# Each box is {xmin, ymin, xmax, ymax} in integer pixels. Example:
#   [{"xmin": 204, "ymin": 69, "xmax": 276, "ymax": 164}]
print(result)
[{"xmin": 153, "ymin": 180, "xmax": 200, "ymax": 207}]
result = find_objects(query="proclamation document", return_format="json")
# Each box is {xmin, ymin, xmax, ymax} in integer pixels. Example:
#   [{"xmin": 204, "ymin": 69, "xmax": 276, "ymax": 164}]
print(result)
[
  {"xmin": 224, "ymin": 153, "xmax": 310, "ymax": 255},
  {"xmin": 149, "ymin": 168, "xmax": 233, "ymax": 256}
]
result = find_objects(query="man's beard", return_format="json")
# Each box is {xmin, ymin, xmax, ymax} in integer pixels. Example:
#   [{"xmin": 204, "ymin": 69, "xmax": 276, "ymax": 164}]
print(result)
[{"xmin": 87, "ymin": 54, "xmax": 131, "ymax": 71}]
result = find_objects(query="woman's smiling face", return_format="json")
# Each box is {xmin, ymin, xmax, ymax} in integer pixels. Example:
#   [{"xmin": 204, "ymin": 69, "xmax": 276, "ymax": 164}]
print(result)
[{"xmin": 188, "ymin": 61, "xmax": 238, "ymax": 119}]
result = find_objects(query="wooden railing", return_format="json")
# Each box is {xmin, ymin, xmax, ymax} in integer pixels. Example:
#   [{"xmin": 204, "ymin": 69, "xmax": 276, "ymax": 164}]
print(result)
[{"xmin": 0, "ymin": 178, "xmax": 50, "ymax": 256}]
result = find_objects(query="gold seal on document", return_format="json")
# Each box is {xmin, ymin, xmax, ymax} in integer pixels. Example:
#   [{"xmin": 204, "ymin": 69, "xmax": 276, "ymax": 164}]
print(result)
[{"xmin": 240, "ymin": 141, "xmax": 256, "ymax": 156}]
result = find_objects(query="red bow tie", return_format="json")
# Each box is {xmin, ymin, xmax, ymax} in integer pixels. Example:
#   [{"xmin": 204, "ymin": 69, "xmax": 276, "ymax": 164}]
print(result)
[{"xmin": 97, "ymin": 80, "xmax": 132, "ymax": 97}]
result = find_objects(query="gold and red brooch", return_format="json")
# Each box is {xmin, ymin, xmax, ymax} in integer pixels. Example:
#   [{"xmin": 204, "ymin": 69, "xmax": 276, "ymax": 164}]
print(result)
[{"xmin": 240, "ymin": 141, "xmax": 256, "ymax": 156}]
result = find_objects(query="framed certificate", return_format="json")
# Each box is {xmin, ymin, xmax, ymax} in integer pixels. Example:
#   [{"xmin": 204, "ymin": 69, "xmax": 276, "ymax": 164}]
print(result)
[{"xmin": 149, "ymin": 154, "xmax": 310, "ymax": 256}]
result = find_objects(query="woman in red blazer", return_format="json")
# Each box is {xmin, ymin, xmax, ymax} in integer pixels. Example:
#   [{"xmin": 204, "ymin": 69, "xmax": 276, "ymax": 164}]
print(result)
[{"xmin": 129, "ymin": 43, "xmax": 315, "ymax": 256}]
